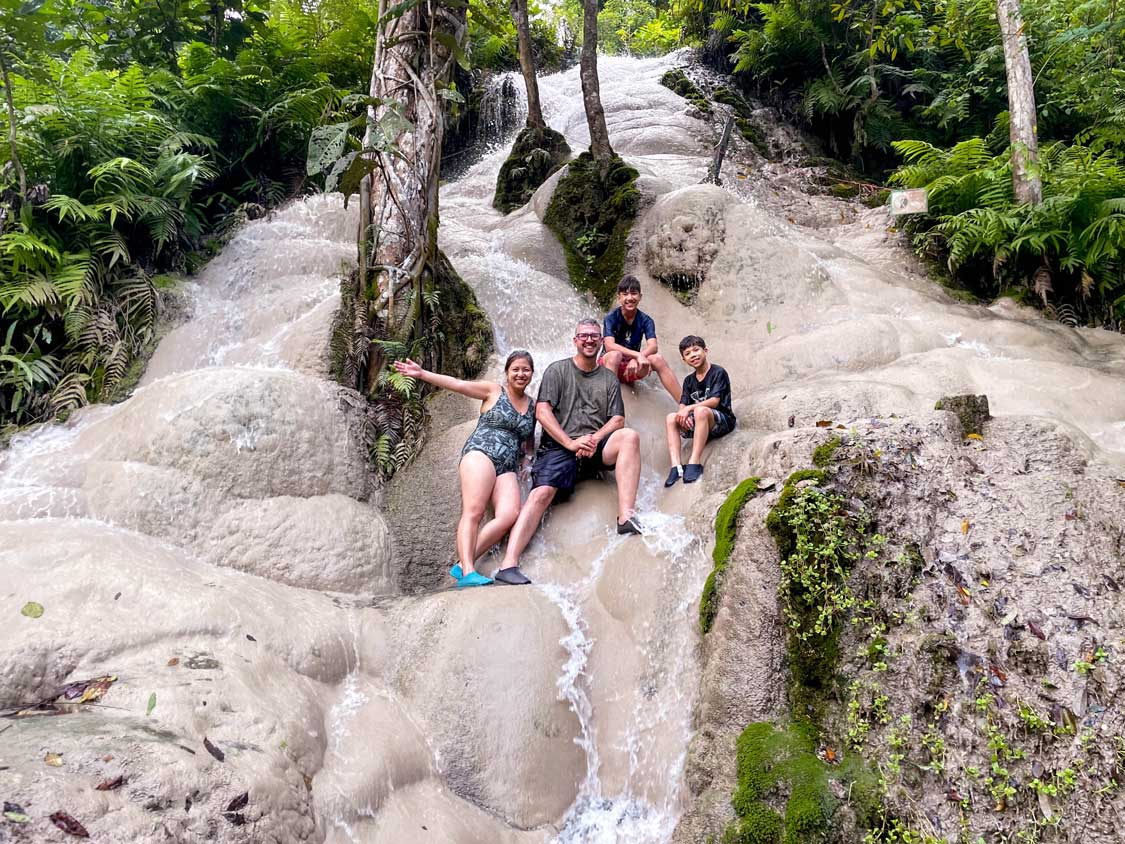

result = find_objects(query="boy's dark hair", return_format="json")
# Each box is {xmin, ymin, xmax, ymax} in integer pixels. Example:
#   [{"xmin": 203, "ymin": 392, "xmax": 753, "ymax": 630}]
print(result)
[
  {"xmin": 617, "ymin": 275, "xmax": 642, "ymax": 294},
  {"xmin": 679, "ymin": 335, "xmax": 707, "ymax": 354}
]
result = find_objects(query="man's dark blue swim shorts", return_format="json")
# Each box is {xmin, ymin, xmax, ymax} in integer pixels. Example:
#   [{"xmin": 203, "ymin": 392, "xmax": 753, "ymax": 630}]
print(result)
[{"xmin": 531, "ymin": 440, "xmax": 610, "ymax": 501}]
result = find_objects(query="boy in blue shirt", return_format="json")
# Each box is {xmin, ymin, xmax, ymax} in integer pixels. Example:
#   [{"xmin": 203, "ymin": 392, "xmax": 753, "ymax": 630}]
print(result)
[
  {"xmin": 599, "ymin": 276, "xmax": 681, "ymax": 397},
  {"xmin": 664, "ymin": 335, "xmax": 736, "ymax": 485}
]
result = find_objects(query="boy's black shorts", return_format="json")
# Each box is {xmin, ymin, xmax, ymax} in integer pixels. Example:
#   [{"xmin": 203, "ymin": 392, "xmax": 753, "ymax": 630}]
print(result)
[
  {"xmin": 681, "ymin": 408, "xmax": 736, "ymax": 440},
  {"xmin": 531, "ymin": 440, "xmax": 611, "ymax": 501}
]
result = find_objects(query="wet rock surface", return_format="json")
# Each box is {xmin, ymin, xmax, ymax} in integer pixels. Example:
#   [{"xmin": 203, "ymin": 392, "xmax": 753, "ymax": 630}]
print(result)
[{"xmin": 678, "ymin": 415, "xmax": 1125, "ymax": 843}]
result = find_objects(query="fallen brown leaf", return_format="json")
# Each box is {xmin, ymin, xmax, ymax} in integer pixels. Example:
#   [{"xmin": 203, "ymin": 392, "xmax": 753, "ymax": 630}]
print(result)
[
  {"xmin": 95, "ymin": 775, "xmax": 125, "ymax": 791},
  {"xmin": 49, "ymin": 811, "xmax": 89, "ymax": 837}
]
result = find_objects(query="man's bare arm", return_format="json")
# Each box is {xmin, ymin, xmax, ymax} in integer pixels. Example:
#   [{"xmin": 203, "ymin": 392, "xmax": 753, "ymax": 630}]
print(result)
[{"xmin": 536, "ymin": 402, "xmax": 578, "ymax": 451}]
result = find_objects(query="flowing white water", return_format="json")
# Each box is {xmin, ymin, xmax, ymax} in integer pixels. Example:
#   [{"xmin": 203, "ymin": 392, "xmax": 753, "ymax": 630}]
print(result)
[{"xmin": 437, "ymin": 53, "xmax": 721, "ymax": 843}]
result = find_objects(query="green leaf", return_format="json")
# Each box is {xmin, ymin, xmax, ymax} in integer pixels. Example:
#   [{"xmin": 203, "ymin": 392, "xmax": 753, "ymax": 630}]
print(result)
[
  {"xmin": 146, "ymin": 692, "xmax": 157, "ymax": 716},
  {"xmin": 377, "ymin": 0, "xmax": 424, "ymax": 25},
  {"xmin": 3, "ymin": 804, "xmax": 29, "ymax": 824},
  {"xmin": 20, "ymin": 601, "xmax": 44, "ymax": 619},
  {"xmin": 336, "ymin": 155, "xmax": 382, "ymax": 207},
  {"xmin": 437, "ymin": 87, "xmax": 466, "ymax": 104},
  {"xmin": 307, "ymin": 122, "xmax": 352, "ymax": 177}
]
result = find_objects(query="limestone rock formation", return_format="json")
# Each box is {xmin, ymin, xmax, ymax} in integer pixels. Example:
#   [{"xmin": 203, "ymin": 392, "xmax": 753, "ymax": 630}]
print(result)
[{"xmin": 642, "ymin": 185, "xmax": 733, "ymax": 297}]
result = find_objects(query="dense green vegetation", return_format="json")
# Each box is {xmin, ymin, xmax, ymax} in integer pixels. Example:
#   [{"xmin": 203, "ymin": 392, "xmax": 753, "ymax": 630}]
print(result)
[
  {"xmin": 4, "ymin": 0, "xmax": 1120, "ymax": 433},
  {"xmin": 678, "ymin": 0, "xmax": 1125, "ymax": 324},
  {"xmin": 0, "ymin": 0, "xmax": 379, "ymax": 431}
]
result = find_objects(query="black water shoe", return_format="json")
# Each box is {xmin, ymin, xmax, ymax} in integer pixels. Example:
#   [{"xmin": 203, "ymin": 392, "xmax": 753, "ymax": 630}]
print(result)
[
  {"xmin": 616, "ymin": 517, "xmax": 643, "ymax": 536},
  {"xmin": 664, "ymin": 466, "xmax": 681, "ymax": 487},
  {"xmin": 683, "ymin": 464, "xmax": 704, "ymax": 483},
  {"xmin": 494, "ymin": 567, "xmax": 532, "ymax": 585}
]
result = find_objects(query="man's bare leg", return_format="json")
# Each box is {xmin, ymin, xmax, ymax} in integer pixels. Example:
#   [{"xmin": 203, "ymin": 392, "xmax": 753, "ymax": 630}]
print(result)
[
  {"xmin": 499, "ymin": 485, "xmax": 556, "ymax": 570},
  {"xmin": 602, "ymin": 427, "xmax": 641, "ymax": 522}
]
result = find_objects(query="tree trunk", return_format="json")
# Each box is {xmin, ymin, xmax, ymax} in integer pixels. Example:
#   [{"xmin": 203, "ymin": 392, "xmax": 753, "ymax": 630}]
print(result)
[
  {"xmin": 511, "ymin": 0, "xmax": 544, "ymax": 130},
  {"xmin": 580, "ymin": 0, "xmax": 612, "ymax": 167},
  {"xmin": 996, "ymin": 0, "xmax": 1042, "ymax": 205},
  {"xmin": 357, "ymin": 0, "xmax": 467, "ymax": 390},
  {"xmin": 0, "ymin": 51, "xmax": 26, "ymax": 203}
]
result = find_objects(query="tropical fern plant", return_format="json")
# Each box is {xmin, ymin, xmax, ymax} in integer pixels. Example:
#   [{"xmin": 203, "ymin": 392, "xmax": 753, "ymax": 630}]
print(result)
[{"xmin": 891, "ymin": 137, "xmax": 1125, "ymax": 322}]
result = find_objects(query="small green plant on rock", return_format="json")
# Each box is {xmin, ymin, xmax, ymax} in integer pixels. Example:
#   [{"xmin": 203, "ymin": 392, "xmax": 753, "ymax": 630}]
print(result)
[{"xmin": 767, "ymin": 468, "xmax": 875, "ymax": 711}]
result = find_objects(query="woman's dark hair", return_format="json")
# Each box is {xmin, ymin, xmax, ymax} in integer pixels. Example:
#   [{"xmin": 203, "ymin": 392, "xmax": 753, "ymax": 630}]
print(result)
[
  {"xmin": 678, "ymin": 335, "xmax": 707, "ymax": 354},
  {"xmin": 504, "ymin": 349, "xmax": 534, "ymax": 372}
]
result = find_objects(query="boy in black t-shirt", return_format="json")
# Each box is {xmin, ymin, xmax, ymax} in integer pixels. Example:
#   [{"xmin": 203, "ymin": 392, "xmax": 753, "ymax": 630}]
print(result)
[
  {"xmin": 599, "ymin": 276, "xmax": 681, "ymax": 397},
  {"xmin": 664, "ymin": 335, "xmax": 736, "ymax": 486}
]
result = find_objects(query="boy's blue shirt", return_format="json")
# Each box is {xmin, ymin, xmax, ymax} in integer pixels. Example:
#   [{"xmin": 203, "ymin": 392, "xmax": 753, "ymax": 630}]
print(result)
[{"xmin": 603, "ymin": 306, "xmax": 656, "ymax": 353}]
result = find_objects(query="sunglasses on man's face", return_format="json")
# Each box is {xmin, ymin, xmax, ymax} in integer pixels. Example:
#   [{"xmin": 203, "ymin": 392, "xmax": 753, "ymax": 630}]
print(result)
[{"xmin": 575, "ymin": 333, "xmax": 602, "ymax": 342}]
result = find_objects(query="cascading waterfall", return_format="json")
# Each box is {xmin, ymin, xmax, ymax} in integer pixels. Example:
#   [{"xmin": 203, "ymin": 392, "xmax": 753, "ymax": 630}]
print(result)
[
  {"xmin": 436, "ymin": 54, "xmax": 730, "ymax": 842},
  {"xmin": 478, "ymin": 72, "xmax": 527, "ymax": 146},
  {"xmin": 6, "ymin": 46, "xmax": 1122, "ymax": 844}
]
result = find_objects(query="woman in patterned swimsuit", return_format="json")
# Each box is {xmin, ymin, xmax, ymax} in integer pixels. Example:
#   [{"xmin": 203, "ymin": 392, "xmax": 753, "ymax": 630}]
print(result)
[{"xmin": 391, "ymin": 351, "xmax": 536, "ymax": 587}]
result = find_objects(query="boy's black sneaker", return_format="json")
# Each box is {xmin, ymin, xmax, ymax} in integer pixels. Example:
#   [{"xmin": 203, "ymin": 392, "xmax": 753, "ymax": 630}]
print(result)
[
  {"xmin": 683, "ymin": 464, "xmax": 704, "ymax": 483},
  {"xmin": 616, "ymin": 517, "xmax": 643, "ymax": 536},
  {"xmin": 664, "ymin": 466, "xmax": 681, "ymax": 487}
]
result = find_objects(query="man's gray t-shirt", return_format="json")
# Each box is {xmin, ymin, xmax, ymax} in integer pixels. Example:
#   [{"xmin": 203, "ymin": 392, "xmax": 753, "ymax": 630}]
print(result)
[{"xmin": 537, "ymin": 358, "xmax": 624, "ymax": 449}]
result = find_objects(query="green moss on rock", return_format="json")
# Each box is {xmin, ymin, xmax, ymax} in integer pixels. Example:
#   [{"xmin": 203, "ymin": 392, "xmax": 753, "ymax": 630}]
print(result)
[
  {"xmin": 700, "ymin": 476, "xmax": 761, "ymax": 634},
  {"xmin": 660, "ymin": 69, "xmax": 712, "ymax": 115},
  {"xmin": 725, "ymin": 721, "xmax": 877, "ymax": 844},
  {"xmin": 543, "ymin": 151, "xmax": 640, "ymax": 307},
  {"xmin": 934, "ymin": 393, "xmax": 991, "ymax": 437},
  {"xmin": 431, "ymin": 250, "xmax": 493, "ymax": 379},
  {"xmin": 811, "ymin": 437, "xmax": 841, "ymax": 468},
  {"xmin": 864, "ymin": 188, "xmax": 891, "ymax": 208},
  {"xmin": 493, "ymin": 125, "xmax": 571, "ymax": 214},
  {"xmin": 828, "ymin": 183, "xmax": 861, "ymax": 199}
]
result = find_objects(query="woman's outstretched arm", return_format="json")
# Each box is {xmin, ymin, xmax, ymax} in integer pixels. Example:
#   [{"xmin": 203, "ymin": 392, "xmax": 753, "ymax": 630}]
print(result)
[{"xmin": 392, "ymin": 358, "xmax": 497, "ymax": 402}]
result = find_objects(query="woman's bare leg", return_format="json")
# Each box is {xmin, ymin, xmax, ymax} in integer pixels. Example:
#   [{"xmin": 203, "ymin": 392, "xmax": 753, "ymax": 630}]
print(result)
[
  {"xmin": 474, "ymin": 472, "xmax": 521, "ymax": 559},
  {"xmin": 457, "ymin": 452, "xmax": 497, "ymax": 573}
]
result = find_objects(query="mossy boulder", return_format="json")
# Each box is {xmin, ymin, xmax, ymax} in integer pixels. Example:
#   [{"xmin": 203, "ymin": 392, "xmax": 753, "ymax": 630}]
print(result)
[
  {"xmin": 700, "ymin": 476, "xmax": 762, "ymax": 634},
  {"xmin": 660, "ymin": 68, "xmax": 712, "ymax": 115},
  {"xmin": 543, "ymin": 151, "xmax": 640, "ymax": 306},
  {"xmin": 725, "ymin": 721, "xmax": 880, "ymax": 844},
  {"xmin": 430, "ymin": 250, "xmax": 493, "ymax": 379},
  {"xmin": 493, "ymin": 125, "xmax": 571, "ymax": 214},
  {"xmin": 863, "ymin": 188, "xmax": 891, "ymax": 209}
]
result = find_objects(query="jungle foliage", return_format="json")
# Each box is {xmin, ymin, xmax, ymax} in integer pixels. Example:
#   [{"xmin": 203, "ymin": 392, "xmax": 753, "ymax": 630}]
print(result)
[
  {"xmin": 1, "ymin": 0, "xmax": 379, "ymax": 431},
  {"xmin": 672, "ymin": 0, "xmax": 1125, "ymax": 324}
]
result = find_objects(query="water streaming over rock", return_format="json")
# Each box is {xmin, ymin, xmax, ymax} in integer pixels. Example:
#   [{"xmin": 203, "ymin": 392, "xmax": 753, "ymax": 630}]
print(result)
[{"xmin": 3, "ymin": 49, "xmax": 1125, "ymax": 844}]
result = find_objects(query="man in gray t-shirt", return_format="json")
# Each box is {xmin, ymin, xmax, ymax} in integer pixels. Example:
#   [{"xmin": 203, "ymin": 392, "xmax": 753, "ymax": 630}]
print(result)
[{"xmin": 494, "ymin": 318, "xmax": 643, "ymax": 585}]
